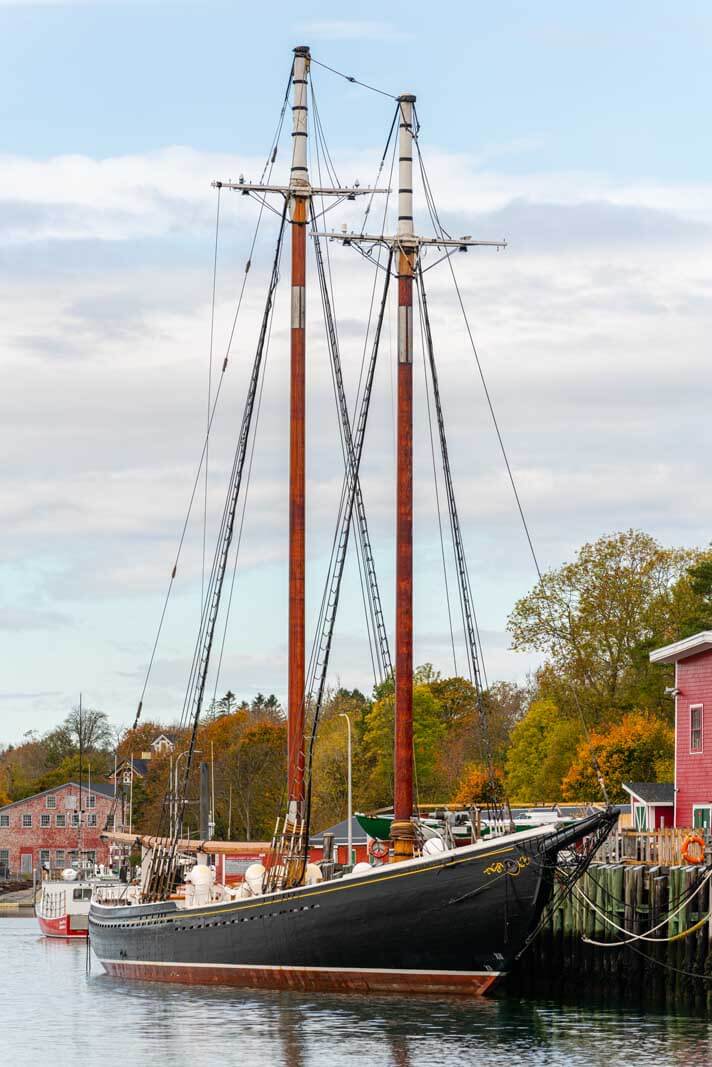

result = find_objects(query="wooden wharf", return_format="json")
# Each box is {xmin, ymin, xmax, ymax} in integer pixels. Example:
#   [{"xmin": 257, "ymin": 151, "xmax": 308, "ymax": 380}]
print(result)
[{"xmin": 506, "ymin": 860, "xmax": 712, "ymax": 1010}]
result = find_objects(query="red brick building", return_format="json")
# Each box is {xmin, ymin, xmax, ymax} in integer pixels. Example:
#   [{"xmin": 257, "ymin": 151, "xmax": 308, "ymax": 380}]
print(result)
[
  {"xmin": 0, "ymin": 781, "xmax": 115, "ymax": 878},
  {"xmin": 650, "ymin": 631, "xmax": 712, "ymax": 829}
]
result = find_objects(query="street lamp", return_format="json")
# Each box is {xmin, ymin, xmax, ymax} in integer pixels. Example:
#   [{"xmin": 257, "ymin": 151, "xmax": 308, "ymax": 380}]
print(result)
[{"xmin": 339, "ymin": 713, "xmax": 352, "ymax": 866}]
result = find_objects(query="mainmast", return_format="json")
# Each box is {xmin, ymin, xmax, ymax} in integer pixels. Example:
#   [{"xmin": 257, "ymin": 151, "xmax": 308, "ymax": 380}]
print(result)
[
  {"xmin": 288, "ymin": 45, "xmax": 310, "ymax": 816},
  {"xmin": 312, "ymin": 95, "xmax": 504, "ymax": 863},
  {"xmin": 392, "ymin": 95, "xmax": 416, "ymax": 861}
]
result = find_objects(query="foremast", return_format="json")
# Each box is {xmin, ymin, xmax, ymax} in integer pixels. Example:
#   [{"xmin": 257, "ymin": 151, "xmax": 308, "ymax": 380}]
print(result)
[
  {"xmin": 288, "ymin": 45, "xmax": 309, "ymax": 818},
  {"xmin": 214, "ymin": 49, "xmax": 388, "ymax": 887}
]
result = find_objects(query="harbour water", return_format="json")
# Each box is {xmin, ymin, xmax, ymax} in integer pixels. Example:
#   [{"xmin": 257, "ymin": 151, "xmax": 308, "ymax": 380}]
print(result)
[{"xmin": 4, "ymin": 918, "xmax": 712, "ymax": 1065}]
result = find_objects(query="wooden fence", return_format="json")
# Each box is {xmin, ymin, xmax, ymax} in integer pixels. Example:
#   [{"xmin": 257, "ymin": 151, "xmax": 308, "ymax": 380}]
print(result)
[{"xmin": 592, "ymin": 827, "xmax": 711, "ymax": 866}]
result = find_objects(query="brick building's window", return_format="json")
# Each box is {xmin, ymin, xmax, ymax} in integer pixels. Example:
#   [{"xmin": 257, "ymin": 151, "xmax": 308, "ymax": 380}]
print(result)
[
  {"xmin": 40, "ymin": 814, "xmax": 51, "ymax": 828},
  {"xmin": 40, "ymin": 849, "xmax": 50, "ymax": 867},
  {"xmin": 71, "ymin": 813, "xmax": 80, "ymax": 827},
  {"xmin": 68, "ymin": 850, "xmax": 78, "ymax": 866},
  {"xmin": 46, "ymin": 795, "xmax": 56, "ymax": 809},
  {"xmin": 55, "ymin": 814, "xmax": 66, "ymax": 828},
  {"xmin": 88, "ymin": 794, "xmax": 96, "ymax": 809},
  {"xmin": 22, "ymin": 814, "xmax": 32, "ymax": 828},
  {"xmin": 0, "ymin": 849, "xmax": 8, "ymax": 875},
  {"xmin": 87, "ymin": 814, "xmax": 97, "ymax": 827},
  {"xmin": 691, "ymin": 705, "xmax": 703, "ymax": 752},
  {"xmin": 0, "ymin": 814, "xmax": 8, "ymax": 828},
  {"xmin": 55, "ymin": 850, "xmax": 65, "ymax": 867}
]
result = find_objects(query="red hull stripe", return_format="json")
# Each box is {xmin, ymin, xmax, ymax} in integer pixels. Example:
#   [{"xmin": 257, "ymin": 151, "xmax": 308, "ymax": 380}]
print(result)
[
  {"xmin": 36, "ymin": 914, "xmax": 87, "ymax": 939},
  {"xmin": 99, "ymin": 960, "xmax": 501, "ymax": 996}
]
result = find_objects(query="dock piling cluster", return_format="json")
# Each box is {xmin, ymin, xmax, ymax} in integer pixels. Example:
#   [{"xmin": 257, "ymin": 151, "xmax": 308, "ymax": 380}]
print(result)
[{"xmin": 507, "ymin": 862, "xmax": 712, "ymax": 1010}]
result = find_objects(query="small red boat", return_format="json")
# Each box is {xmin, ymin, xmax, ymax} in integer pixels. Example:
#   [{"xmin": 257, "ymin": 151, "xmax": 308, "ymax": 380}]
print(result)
[{"xmin": 36, "ymin": 869, "xmax": 119, "ymax": 939}]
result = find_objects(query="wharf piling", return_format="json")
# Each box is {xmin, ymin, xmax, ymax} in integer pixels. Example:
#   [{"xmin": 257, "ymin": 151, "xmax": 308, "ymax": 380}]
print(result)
[{"xmin": 505, "ymin": 862, "xmax": 712, "ymax": 1010}]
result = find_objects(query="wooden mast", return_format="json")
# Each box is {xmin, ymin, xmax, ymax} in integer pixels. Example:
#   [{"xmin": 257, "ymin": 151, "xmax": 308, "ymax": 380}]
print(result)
[
  {"xmin": 214, "ymin": 49, "xmax": 389, "ymax": 842},
  {"xmin": 292, "ymin": 85, "xmax": 504, "ymax": 863},
  {"xmin": 392, "ymin": 94, "xmax": 417, "ymax": 861},
  {"xmin": 287, "ymin": 45, "xmax": 310, "ymax": 815}
]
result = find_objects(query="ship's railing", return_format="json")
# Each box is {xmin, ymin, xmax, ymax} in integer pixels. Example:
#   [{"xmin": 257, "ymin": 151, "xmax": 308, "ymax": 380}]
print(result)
[
  {"xmin": 92, "ymin": 883, "xmax": 134, "ymax": 906},
  {"xmin": 38, "ymin": 889, "xmax": 67, "ymax": 919},
  {"xmin": 591, "ymin": 827, "xmax": 710, "ymax": 865}
]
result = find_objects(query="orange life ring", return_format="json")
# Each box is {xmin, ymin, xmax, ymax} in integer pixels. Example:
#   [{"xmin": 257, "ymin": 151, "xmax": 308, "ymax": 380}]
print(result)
[
  {"xmin": 368, "ymin": 838, "xmax": 389, "ymax": 861},
  {"xmin": 681, "ymin": 833, "xmax": 706, "ymax": 865}
]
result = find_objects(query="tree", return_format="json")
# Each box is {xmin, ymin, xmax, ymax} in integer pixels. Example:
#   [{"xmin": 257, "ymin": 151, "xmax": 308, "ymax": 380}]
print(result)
[
  {"xmin": 508, "ymin": 530, "xmax": 696, "ymax": 721},
  {"xmin": 454, "ymin": 764, "xmax": 505, "ymax": 806},
  {"xmin": 0, "ymin": 737, "xmax": 51, "ymax": 801},
  {"xmin": 206, "ymin": 691, "xmax": 237, "ymax": 719},
  {"xmin": 505, "ymin": 699, "xmax": 582, "ymax": 803},
  {"xmin": 62, "ymin": 705, "xmax": 113, "ymax": 752},
  {"xmin": 310, "ymin": 715, "xmax": 350, "ymax": 832},
  {"xmin": 676, "ymin": 550, "xmax": 712, "ymax": 637},
  {"xmin": 561, "ymin": 712, "xmax": 674, "ymax": 802},
  {"xmin": 360, "ymin": 684, "xmax": 445, "ymax": 808},
  {"xmin": 227, "ymin": 721, "xmax": 287, "ymax": 840},
  {"xmin": 116, "ymin": 720, "xmax": 176, "ymax": 760},
  {"xmin": 33, "ymin": 752, "xmax": 113, "ymax": 794},
  {"xmin": 251, "ymin": 694, "xmax": 284, "ymax": 723},
  {"xmin": 425, "ymin": 678, "xmax": 527, "ymax": 799}
]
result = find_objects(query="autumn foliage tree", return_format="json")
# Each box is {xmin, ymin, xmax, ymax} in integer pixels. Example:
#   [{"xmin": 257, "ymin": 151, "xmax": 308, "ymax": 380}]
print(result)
[
  {"xmin": 561, "ymin": 712, "xmax": 674, "ymax": 802},
  {"xmin": 454, "ymin": 764, "xmax": 505, "ymax": 806}
]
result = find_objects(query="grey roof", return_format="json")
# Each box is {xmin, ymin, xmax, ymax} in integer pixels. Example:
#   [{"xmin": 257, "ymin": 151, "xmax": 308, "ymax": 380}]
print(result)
[
  {"xmin": 310, "ymin": 816, "xmax": 368, "ymax": 846},
  {"xmin": 114, "ymin": 757, "xmax": 149, "ymax": 777},
  {"xmin": 622, "ymin": 781, "xmax": 674, "ymax": 805},
  {"xmin": 0, "ymin": 780, "xmax": 115, "ymax": 812}
]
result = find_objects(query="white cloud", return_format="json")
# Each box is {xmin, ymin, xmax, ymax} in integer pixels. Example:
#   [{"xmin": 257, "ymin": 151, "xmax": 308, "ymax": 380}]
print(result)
[{"xmin": 1, "ymin": 140, "xmax": 711, "ymax": 739}]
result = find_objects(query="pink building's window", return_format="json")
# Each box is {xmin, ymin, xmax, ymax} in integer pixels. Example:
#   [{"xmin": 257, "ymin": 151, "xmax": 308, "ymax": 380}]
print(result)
[{"xmin": 691, "ymin": 704, "xmax": 703, "ymax": 753}]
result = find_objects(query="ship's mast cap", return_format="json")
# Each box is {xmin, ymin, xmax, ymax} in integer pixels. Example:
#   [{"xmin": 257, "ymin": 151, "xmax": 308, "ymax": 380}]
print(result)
[
  {"xmin": 294, "ymin": 45, "xmax": 311, "ymax": 56},
  {"xmin": 398, "ymin": 93, "xmax": 416, "ymax": 104}
]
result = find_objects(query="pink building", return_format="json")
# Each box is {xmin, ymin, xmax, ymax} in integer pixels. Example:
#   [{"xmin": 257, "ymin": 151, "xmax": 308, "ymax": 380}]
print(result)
[{"xmin": 650, "ymin": 631, "xmax": 712, "ymax": 829}]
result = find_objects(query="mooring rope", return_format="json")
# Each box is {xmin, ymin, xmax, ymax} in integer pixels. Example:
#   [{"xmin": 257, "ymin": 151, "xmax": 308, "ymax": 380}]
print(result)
[{"xmin": 576, "ymin": 866, "xmax": 712, "ymax": 947}]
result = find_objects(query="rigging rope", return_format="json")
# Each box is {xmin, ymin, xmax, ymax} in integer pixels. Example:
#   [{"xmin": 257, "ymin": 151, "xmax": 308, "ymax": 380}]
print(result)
[
  {"xmin": 309, "ymin": 55, "xmax": 398, "ymax": 100},
  {"xmin": 309, "ymin": 212, "xmax": 393, "ymax": 697},
  {"xmin": 130, "ymin": 69, "xmax": 292, "ymax": 734},
  {"xmin": 416, "ymin": 264, "xmax": 495, "ymax": 781},
  {"xmin": 209, "ymin": 283, "xmax": 275, "ymax": 711},
  {"xmin": 410, "ymin": 125, "xmax": 609, "ymax": 804},
  {"xmin": 309, "ymin": 81, "xmax": 384, "ymax": 683},
  {"xmin": 203, "ymin": 185, "xmax": 221, "ymax": 614},
  {"xmin": 143, "ymin": 204, "xmax": 289, "ymax": 901},
  {"xmin": 417, "ymin": 282, "xmax": 458, "ymax": 675}
]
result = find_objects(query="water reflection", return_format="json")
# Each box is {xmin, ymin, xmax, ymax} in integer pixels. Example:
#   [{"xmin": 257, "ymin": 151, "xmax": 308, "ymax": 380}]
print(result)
[{"xmin": 2, "ymin": 920, "xmax": 712, "ymax": 1067}]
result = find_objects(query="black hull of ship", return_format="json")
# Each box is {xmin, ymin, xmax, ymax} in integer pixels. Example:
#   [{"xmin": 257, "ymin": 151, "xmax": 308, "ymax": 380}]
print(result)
[{"xmin": 90, "ymin": 811, "xmax": 615, "ymax": 996}]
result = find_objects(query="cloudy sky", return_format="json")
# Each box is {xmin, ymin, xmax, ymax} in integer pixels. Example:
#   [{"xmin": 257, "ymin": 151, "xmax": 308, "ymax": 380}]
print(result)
[{"xmin": 2, "ymin": 2, "xmax": 711, "ymax": 744}]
